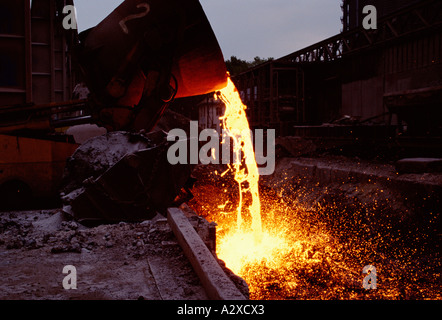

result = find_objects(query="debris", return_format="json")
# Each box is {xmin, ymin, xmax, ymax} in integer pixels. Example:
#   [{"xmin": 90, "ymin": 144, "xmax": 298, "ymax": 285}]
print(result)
[
  {"xmin": 0, "ymin": 208, "xmax": 219, "ymax": 300},
  {"xmin": 105, "ymin": 241, "xmax": 114, "ymax": 248},
  {"xmin": 61, "ymin": 130, "xmax": 194, "ymax": 223}
]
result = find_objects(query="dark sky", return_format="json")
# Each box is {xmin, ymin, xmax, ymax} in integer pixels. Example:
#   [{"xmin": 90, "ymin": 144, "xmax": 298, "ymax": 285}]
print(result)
[{"xmin": 75, "ymin": 0, "xmax": 342, "ymax": 61}]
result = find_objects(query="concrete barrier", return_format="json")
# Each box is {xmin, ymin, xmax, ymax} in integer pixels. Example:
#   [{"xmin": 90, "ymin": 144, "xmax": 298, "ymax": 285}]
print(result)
[{"xmin": 167, "ymin": 207, "xmax": 246, "ymax": 300}]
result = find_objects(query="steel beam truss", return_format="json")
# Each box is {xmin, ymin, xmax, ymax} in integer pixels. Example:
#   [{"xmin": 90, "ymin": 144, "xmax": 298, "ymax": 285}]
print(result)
[{"xmin": 278, "ymin": 0, "xmax": 441, "ymax": 64}]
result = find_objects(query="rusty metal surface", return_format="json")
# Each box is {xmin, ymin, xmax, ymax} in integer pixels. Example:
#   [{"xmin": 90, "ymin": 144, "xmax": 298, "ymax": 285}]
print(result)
[{"xmin": 75, "ymin": 0, "xmax": 226, "ymax": 132}]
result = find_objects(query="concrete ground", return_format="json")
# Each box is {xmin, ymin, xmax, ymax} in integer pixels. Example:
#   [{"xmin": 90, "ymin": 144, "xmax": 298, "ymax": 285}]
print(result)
[{"xmin": 0, "ymin": 209, "xmax": 208, "ymax": 300}]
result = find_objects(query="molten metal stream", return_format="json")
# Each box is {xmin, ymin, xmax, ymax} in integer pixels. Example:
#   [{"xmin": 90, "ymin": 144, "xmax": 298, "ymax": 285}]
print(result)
[
  {"xmin": 215, "ymin": 77, "xmax": 286, "ymax": 275},
  {"xmin": 217, "ymin": 77, "xmax": 262, "ymax": 239}
]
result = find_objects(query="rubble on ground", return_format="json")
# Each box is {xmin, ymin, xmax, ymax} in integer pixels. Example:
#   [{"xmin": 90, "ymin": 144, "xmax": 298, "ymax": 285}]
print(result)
[
  {"xmin": 60, "ymin": 129, "xmax": 194, "ymax": 223},
  {"xmin": 0, "ymin": 208, "xmax": 249, "ymax": 300}
]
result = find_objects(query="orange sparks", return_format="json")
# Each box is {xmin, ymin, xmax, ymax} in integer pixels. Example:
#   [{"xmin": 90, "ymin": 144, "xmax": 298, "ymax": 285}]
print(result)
[{"xmin": 191, "ymin": 80, "xmax": 440, "ymax": 299}]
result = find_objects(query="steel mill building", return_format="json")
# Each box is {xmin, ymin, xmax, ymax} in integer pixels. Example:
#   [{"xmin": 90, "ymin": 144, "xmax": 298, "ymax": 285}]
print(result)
[{"xmin": 229, "ymin": 0, "xmax": 442, "ymax": 158}]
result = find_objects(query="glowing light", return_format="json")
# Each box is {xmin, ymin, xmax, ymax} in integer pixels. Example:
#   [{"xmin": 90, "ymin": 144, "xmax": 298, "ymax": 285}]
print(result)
[
  {"xmin": 216, "ymin": 77, "xmax": 262, "ymax": 239},
  {"xmin": 217, "ymin": 229, "xmax": 286, "ymax": 274},
  {"xmin": 209, "ymin": 76, "xmax": 349, "ymax": 299},
  {"xmin": 188, "ymin": 75, "xmax": 442, "ymax": 300}
]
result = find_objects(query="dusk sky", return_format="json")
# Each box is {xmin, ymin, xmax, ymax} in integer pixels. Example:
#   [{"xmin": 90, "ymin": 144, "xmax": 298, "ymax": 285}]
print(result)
[{"xmin": 75, "ymin": 0, "xmax": 342, "ymax": 61}]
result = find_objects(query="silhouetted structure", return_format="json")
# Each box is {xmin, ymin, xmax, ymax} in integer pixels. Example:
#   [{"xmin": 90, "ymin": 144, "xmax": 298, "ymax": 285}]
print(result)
[
  {"xmin": 0, "ymin": 0, "xmax": 78, "ymax": 107},
  {"xmin": 233, "ymin": 0, "xmax": 441, "ymax": 156}
]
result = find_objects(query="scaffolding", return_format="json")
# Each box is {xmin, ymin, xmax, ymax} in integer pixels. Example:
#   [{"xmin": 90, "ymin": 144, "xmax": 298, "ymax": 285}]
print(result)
[
  {"xmin": 233, "ymin": 61, "xmax": 305, "ymax": 136},
  {"xmin": 0, "ymin": 0, "xmax": 78, "ymax": 107}
]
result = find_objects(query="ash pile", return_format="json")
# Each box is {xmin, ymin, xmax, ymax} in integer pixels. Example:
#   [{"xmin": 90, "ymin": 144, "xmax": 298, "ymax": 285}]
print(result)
[{"xmin": 60, "ymin": 128, "xmax": 193, "ymax": 224}]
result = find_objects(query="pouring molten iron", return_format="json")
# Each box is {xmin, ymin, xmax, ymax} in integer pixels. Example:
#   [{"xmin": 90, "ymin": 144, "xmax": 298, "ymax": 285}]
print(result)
[
  {"xmin": 65, "ymin": 2, "xmax": 288, "ymax": 293},
  {"xmin": 67, "ymin": 2, "xmax": 287, "ymax": 291},
  {"xmin": 69, "ymin": 0, "xmax": 283, "ymax": 271},
  {"xmin": 214, "ymin": 78, "xmax": 290, "ymax": 275}
]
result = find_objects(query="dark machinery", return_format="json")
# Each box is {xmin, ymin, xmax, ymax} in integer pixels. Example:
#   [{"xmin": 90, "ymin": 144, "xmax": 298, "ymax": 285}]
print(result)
[
  {"xmin": 0, "ymin": 0, "xmax": 227, "ymax": 220},
  {"xmin": 60, "ymin": 0, "xmax": 228, "ymax": 222},
  {"xmin": 76, "ymin": 0, "xmax": 227, "ymax": 132}
]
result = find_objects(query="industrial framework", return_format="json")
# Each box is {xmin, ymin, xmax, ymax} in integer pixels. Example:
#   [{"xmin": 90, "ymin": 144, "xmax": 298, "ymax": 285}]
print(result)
[
  {"xmin": 233, "ymin": 0, "xmax": 442, "ymax": 149},
  {"xmin": 0, "ymin": 0, "xmax": 78, "ymax": 107},
  {"xmin": 281, "ymin": 0, "xmax": 440, "ymax": 63}
]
